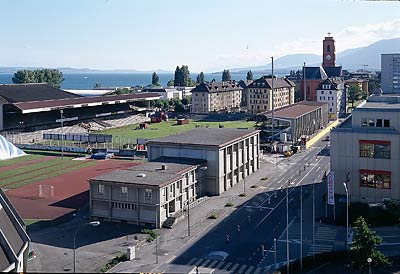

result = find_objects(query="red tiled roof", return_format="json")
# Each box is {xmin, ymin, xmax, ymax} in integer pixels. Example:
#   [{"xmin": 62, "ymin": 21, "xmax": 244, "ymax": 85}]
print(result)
[{"xmin": 13, "ymin": 92, "xmax": 161, "ymax": 112}]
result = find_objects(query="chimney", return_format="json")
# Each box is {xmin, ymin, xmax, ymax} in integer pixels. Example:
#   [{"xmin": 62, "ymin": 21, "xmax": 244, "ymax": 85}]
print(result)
[{"xmin": 161, "ymin": 164, "xmax": 167, "ymax": 170}]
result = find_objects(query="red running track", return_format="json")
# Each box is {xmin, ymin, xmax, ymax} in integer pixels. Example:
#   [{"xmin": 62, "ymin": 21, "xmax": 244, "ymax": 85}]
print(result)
[{"xmin": 6, "ymin": 159, "xmax": 139, "ymax": 220}]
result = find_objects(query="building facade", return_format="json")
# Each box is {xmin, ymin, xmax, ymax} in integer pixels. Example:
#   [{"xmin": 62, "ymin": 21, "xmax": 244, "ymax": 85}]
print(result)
[
  {"xmin": 316, "ymin": 78, "xmax": 346, "ymax": 120},
  {"xmin": 331, "ymin": 95, "xmax": 400, "ymax": 203},
  {"xmin": 246, "ymin": 76, "xmax": 295, "ymax": 115},
  {"xmin": 90, "ymin": 158, "xmax": 206, "ymax": 227},
  {"xmin": 147, "ymin": 128, "xmax": 260, "ymax": 196},
  {"xmin": 190, "ymin": 82, "xmax": 242, "ymax": 113},
  {"xmin": 381, "ymin": 54, "xmax": 400, "ymax": 94}
]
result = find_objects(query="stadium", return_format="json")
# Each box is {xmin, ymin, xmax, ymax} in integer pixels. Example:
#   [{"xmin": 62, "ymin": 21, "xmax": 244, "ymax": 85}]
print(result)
[{"xmin": 0, "ymin": 83, "xmax": 161, "ymax": 131}]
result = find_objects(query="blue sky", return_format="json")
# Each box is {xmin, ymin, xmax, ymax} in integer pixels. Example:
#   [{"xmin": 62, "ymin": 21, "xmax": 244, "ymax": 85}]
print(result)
[{"xmin": 1, "ymin": 0, "xmax": 400, "ymax": 72}]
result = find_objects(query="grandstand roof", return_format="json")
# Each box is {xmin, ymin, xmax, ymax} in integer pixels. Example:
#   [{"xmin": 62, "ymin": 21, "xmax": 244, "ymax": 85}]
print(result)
[
  {"xmin": 12, "ymin": 92, "xmax": 162, "ymax": 113},
  {"xmin": 0, "ymin": 83, "xmax": 81, "ymax": 103}
]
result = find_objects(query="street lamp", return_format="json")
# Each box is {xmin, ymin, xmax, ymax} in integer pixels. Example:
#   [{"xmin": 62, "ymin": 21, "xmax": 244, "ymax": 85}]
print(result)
[
  {"xmin": 73, "ymin": 221, "xmax": 100, "ymax": 273},
  {"xmin": 343, "ymin": 182, "xmax": 349, "ymax": 250},
  {"xmin": 286, "ymin": 180, "xmax": 290, "ymax": 274},
  {"xmin": 300, "ymin": 173, "xmax": 303, "ymax": 273},
  {"xmin": 367, "ymin": 257, "xmax": 372, "ymax": 274},
  {"xmin": 60, "ymin": 109, "xmax": 64, "ymax": 159}
]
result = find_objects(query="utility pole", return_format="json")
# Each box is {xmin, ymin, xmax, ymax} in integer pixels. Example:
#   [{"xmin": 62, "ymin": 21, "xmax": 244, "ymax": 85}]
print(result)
[
  {"xmin": 274, "ymin": 238, "xmax": 277, "ymax": 270},
  {"xmin": 312, "ymin": 178, "xmax": 315, "ymax": 265},
  {"xmin": 271, "ymin": 56, "xmax": 275, "ymax": 145},
  {"xmin": 187, "ymin": 201, "xmax": 191, "ymax": 237},
  {"xmin": 286, "ymin": 180, "xmax": 290, "ymax": 274},
  {"xmin": 300, "ymin": 176, "xmax": 303, "ymax": 273},
  {"xmin": 60, "ymin": 109, "xmax": 64, "ymax": 159},
  {"xmin": 303, "ymin": 62, "xmax": 307, "ymax": 101}
]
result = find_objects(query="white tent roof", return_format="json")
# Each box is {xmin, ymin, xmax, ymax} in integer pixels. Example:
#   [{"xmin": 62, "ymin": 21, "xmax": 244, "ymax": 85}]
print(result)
[{"xmin": 0, "ymin": 135, "xmax": 26, "ymax": 160}]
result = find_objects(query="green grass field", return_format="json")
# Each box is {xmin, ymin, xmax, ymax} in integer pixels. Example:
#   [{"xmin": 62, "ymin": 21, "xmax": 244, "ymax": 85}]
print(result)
[
  {"xmin": 0, "ymin": 155, "xmax": 96, "ymax": 189},
  {"xmin": 97, "ymin": 120, "xmax": 257, "ymax": 140}
]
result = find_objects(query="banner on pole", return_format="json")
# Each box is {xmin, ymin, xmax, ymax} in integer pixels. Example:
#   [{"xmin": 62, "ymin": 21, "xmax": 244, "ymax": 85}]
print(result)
[{"xmin": 327, "ymin": 171, "xmax": 335, "ymax": 205}]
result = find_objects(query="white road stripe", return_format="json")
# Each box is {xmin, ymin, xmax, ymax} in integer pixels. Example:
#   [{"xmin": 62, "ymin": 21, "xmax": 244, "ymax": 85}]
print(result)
[
  {"xmin": 193, "ymin": 258, "xmax": 204, "ymax": 266},
  {"xmin": 253, "ymin": 267, "xmax": 263, "ymax": 274},
  {"xmin": 202, "ymin": 259, "xmax": 211, "ymax": 267},
  {"xmin": 237, "ymin": 265, "xmax": 248, "ymax": 273},
  {"xmin": 223, "ymin": 262, "xmax": 232, "ymax": 270},
  {"xmin": 244, "ymin": 266, "xmax": 255, "ymax": 274},
  {"xmin": 208, "ymin": 260, "xmax": 219, "ymax": 268},
  {"xmin": 230, "ymin": 264, "xmax": 240, "ymax": 272},
  {"xmin": 215, "ymin": 261, "xmax": 225, "ymax": 269},
  {"xmin": 187, "ymin": 258, "xmax": 197, "ymax": 265}
]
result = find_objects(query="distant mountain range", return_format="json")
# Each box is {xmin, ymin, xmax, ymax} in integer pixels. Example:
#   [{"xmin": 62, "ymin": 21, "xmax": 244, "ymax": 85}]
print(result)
[
  {"xmin": 1, "ymin": 38, "xmax": 399, "ymax": 75},
  {"xmin": 229, "ymin": 38, "xmax": 400, "ymax": 74}
]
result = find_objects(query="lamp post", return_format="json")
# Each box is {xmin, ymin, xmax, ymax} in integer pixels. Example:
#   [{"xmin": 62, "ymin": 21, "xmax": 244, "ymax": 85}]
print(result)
[
  {"xmin": 300, "ymin": 174, "xmax": 303, "ymax": 273},
  {"xmin": 367, "ymin": 257, "xmax": 372, "ymax": 274},
  {"xmin": 73, "ymin": 221, "xmax": 100, "ymax": 273},
  {"xmin": 312, "ymin": 178, "xmax": 315, "ymax": 265},
  {"xmin": 60, "ymin": 110, "xmax": 64, "ymax": 159},
  {"xmin": 286, "ymin": 180, "xmax": 290, "ymax": 274},
  {"xmin": 343, "ymin": 182, "xmax": 349, "ymax": 250}
]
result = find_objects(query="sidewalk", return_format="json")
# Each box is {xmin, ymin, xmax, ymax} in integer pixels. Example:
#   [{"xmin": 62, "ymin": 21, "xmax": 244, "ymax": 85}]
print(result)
[{"xmin": 109, "ymin": 154, "xmax": 288, "ymax": 273}]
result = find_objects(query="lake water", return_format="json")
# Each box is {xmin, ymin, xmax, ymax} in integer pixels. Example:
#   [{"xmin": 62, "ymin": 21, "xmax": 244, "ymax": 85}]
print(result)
[{"xmin": 0, "ymin": 72, "xmax": 275, "ymax": 90}]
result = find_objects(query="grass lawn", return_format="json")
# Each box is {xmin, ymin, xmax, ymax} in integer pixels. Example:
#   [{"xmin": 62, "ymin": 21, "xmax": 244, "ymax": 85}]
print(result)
[
  {"xmin": 97, "ymin": 120, "xmax": 257, "ymax": 140},
  {"xmin": 0, "ymin": 154, "xmax": 44, "ymax": 168},
  {"xmin": 0, "ymin": 158, "xmax": 97, "ymax": 189}
]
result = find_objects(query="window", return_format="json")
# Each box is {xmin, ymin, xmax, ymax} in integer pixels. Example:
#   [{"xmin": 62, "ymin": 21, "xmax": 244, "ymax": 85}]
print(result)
[
  {"xmin": 376, "ymin": 119, "xmax": 383, "ymax": 127},
  {"xmin": 360, "ymin": 170, "xmax": 391, "ymax": 189},
  {"xmin": 329, "ymin": 108, "xmax": 332, "ymax": 112},
  {"xmin": 98, "ymin": 184, "xmax": 104, "ymax": 195},
  {"xmin": 145, "ymin": 189, "xmax": 152, "ymax": 200},
  {"xmin": 329, "ymin": 91, "xmax": 332, "ymax": 95},
  {"xmin": 121, "ymin": 186, "xmax": 128, "ymax": 197},
  {"xmin": 359, "ymin": 140, "xmax": 390, "ymax": 159},
  {"xmin": 321, "ymin": 90, "xmax": 324, "ymax": 94},
  {"xmin": 384, "ymin": 119, "xmax": 390, "ymax": 128},
  {"xmin": 361, "ymin": 118, "xmax": 367, "ymax": 127},
  {"xmin": 368, "ymin": 119, "xmax": 375, "ymax": 127}
]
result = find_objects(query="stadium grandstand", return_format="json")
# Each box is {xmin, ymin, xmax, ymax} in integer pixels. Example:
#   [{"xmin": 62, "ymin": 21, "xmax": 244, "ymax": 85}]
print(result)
[{"xmin": 0, "ymin": 83, "xmax": 161, "ymax": 131}]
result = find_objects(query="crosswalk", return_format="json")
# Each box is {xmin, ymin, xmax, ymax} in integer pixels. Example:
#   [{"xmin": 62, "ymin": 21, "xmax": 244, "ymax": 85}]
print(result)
[{"xmin": 184, "ymin": 257, "xmax": 272, "ymax": 273}]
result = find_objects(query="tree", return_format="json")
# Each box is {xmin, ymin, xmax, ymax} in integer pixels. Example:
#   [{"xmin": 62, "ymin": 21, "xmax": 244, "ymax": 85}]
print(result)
[
  {"xmin": 181, "ymin": 65, "xmax": 190, "ymax": 86},
  {"xmin": 181, "ymin": 96, "xmax": 190, "ymax": 105},
  {"xmin": 348, "ymin": 84, "xmax": 362, "ymax": 108},
  {"xmin": 246, "ymin": 70, "xmax": 253, "ymax": 81},
  {"xmin": 94, "ymin": 82, "xmax": 102, "ymax": 89},
  {"xmin": 222, "ymin": 69, "xmax": 231, "ymax": 81},
  {"xmin": 167, "ymin": 79, "xmax": 174, "ymax": 87},
  {"xmin": 196, "ymin": 72, "xmax": 205, "ymax": 84},
  {"xmin": 12, "ymin": 69, "xmax": 64, "ymax": 88},
  {"xmin": 152, "ymin": 72, "xmax": 160, "ymax": 86},
  {"xmin": 111, "ymin": 87, "xmax": 131, "ymax": 95},
  {"xmin": 174, "ymin": 66, "xmax": 184, "ymax": 86},
  {"xmin": 351, "ymin": 216, "xmax": 390, "ymax": 271}
]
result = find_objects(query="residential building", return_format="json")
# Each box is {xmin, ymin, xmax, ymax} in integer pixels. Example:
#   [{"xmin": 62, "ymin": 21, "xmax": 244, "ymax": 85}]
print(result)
[
  {"xmin": 316, "ymin": 78, "xmax": 346, "ymax": 120},
  {"xmin": 190, "ymin": 82, "xmax": 242, "ymax": 113},
  {"xmin": 90, "ymin": 158, "xmax": 206, "ymax": 227},
  {"xmin": 381, "ymin": 53, "xmax": 400, "ymax": 94},
  {"xmin": 238, "ymin": 80, "xmax": 254, "ymax": 108},
  {"xmin": 345, "ymin": 78, "xmax": 369, "ymax": 97},
  {"xmin": 331, "ymin": 94, "xmax": 400, "ymax": 203},
  {"xmin": 147, "ymin": 128, "xmax": 260, "ymax": 196},
  {"xmin": 0, "ymin": 188, "xmax": 30, "ymax": 272},
  {"xmin": 247, "ymin": 76, "xmax": 295, "ymax": 115}
]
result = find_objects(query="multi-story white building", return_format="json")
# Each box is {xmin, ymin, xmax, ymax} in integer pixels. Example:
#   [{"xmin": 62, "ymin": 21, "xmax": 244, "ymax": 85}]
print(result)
[
  {"xmin": 246, "ymin": 76, "xmax": 295, "ymax": 115},
  {"xmin": 190, "ymin": 82, "xmax": 242, "ymax": 113},
  {"xmin": 381, "ymin": 53, "xmax": 400, "ymax": 94},
  {"xmin": 316, "ymin": 78, "xmax": 346, "ymax": 120},
  {"xmin": 331, "ymin": 94, "xmax": 400, "ymax": 203}
]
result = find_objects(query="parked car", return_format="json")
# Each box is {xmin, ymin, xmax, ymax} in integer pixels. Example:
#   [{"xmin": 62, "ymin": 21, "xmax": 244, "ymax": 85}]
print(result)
[{"xmin": 90, "ymin": 152, "xmax": 114, "ymax": 160}]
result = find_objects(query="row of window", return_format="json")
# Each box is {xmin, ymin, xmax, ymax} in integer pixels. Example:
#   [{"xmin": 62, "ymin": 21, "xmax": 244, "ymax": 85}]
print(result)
[
  {"xmin": 319, "ymin": 96, "xmax": 336, "ymax": 101},
  {"xmin": 320, "ymin": 89, "xmax": 333, "ymax": 93},
  {"xmin": 112, "ymin": 202, "xmax": 137, "ymax": 210},
  {"xmin": 360, "ymin": 170, "xmax": 391, "ymax": 189},
  {"xmin": 97, "ymin": 185, "xmax": 152, "ymax": 200},
  {"xmin": 359, "ymin": 140, "xmax": 390, "ymax": 159},
  {"xmin": 361, "ymin": 118, "xmax": 390, "ymax": 128}
]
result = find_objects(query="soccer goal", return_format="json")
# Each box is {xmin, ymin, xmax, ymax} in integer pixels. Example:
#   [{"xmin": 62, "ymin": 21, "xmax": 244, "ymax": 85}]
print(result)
[{"xmin": 38, "ymin": 184, "xmax": 55, "ymax": 199}]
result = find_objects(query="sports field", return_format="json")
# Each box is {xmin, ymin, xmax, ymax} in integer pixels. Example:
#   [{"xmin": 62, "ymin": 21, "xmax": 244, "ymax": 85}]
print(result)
[
  {"xmin": 2, "ymin": 154, "xmax": 140, "ymax": 220},
  {"xmin": 98, "ymin": 119, "xmax": 257, "ymax": 140}
]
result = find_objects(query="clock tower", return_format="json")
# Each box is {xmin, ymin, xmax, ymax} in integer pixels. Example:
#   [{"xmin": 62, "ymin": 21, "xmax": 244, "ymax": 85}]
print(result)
[{"xmin": 322, "ymin": 33, "xmax": 335, "ymax": 67}]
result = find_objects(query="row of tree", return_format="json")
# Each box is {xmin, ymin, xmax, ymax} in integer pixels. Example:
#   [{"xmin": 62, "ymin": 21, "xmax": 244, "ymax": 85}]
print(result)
[
  {"xmin": 12, "ymin": 69, "xmax": 64, "ymax": 88},
  {"xmin": 153, "ymin": 97, "xmax": 191, "ymax": 112}
]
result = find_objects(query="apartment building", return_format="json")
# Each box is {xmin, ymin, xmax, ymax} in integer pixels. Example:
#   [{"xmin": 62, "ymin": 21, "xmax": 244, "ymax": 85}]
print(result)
[
  {"xmin": 381, "ymin": 54, "xmax": 400, "ymax": 94},
  {"xmin": 316, "ymin": 78, "xmax": 346, "ymax": 120},
  {"xmin": 190, "ymin": 82, "xmax": 242, "ymax": 113},
  {"xmin": 331, "ymin": 94, "xmax": 400, "ymax": 203},
  {"xmin": 247, "ymin": 76, "xmax": 295, "ymax": 115}
]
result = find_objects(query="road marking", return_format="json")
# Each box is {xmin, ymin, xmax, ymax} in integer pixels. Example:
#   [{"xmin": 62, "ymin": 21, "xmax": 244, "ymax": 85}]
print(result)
[
  {"xmin": 253, "ymin": 267, "xmax": 263, "ymax": 274},
  {"xmin": 243, "ymin": 205, "xmax": 274, "ymax": 210},
  {"xmin": 187, "ymin": 258, "xmax": 197, "ymax": 265},
  {"xmin": 202, "ymin": 259, "xmax": 211, "ymax": 267},
  {"xmin": 244, "ymin": 265, "xmax": 254, "ymax": 274},
  {"xmin": 237, "ymin": 265, "xmax": 248, "ymax": 273},
  {"xmin": 230, "ymin": 264, "xmax": 240, "ymax": 272},
  {"xmin": 164, "ymin": 255, "xmax": 176, "ymax": 264},
  {"xmin": 193, "ymin": 258, "xmax": 204, "ymax": 265},
  {"xmin": 208, "ymin": 260, "xmax": 219, "ymax": 268},
  {"xmin": 223, "ymin": 262, "xmax": 232, "ymax": 270},
  {"xmin": 215, "ymin": 261, "xmax": 225, "ymax": 269}
]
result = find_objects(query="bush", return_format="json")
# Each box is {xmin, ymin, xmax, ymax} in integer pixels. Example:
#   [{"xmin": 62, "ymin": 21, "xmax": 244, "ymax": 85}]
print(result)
[
  {"xmin": 261, "ymin": 177, "xmax": 268, "ymax": 181},
  {"xmin": 208, "ymin": 213, "xmax": 219, "ymax": 219},
  {"xmin": 98, "ymin": 252, "xmax": 127, "ymax": 273},
  {"xmin": 225, "ymin": 202, "xmax": 235, "ymax": 207},
  {"xmin": 239, "ymin": 193, "xmax": 247, "ymax": 197},
  {"xmin": 250, "ymin": 185, "xmax": 259, "ymax": 188},
  {"xmin": 141, "ymin": 228, "xmax": 160, "ymax": 242}
]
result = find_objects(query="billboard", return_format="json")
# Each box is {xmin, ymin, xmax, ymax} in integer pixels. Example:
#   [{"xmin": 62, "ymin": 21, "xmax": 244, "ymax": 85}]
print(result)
[{"xmin": 327, "ymin": 171, "xmax": 335, "ymax": 205}]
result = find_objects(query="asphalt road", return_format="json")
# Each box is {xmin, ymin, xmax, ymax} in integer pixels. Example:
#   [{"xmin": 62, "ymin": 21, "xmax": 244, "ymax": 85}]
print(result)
[{"xmin": 167, "ymin": 139, "xmax": 332, "ymax": 273}]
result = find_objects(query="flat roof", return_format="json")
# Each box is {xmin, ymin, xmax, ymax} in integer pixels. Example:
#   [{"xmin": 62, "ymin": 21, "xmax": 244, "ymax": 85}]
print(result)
[
  {"xmin": 262, "ymin": 101, "xmax": 327, "ymax": 119},
  {"xmin": 91, "ymin": 157, "xmax": 206, "ymax": 187},
  {"xmin": 148, "ymin": 128, "xmax": 259, "ymax": 148},
  {"xmin": 13, "ymin": 92, "xmax": 161, "ymax": 113},
  {"xmin": 353, "ymin": 95, "xmax": 400, "ymax": 112}
]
